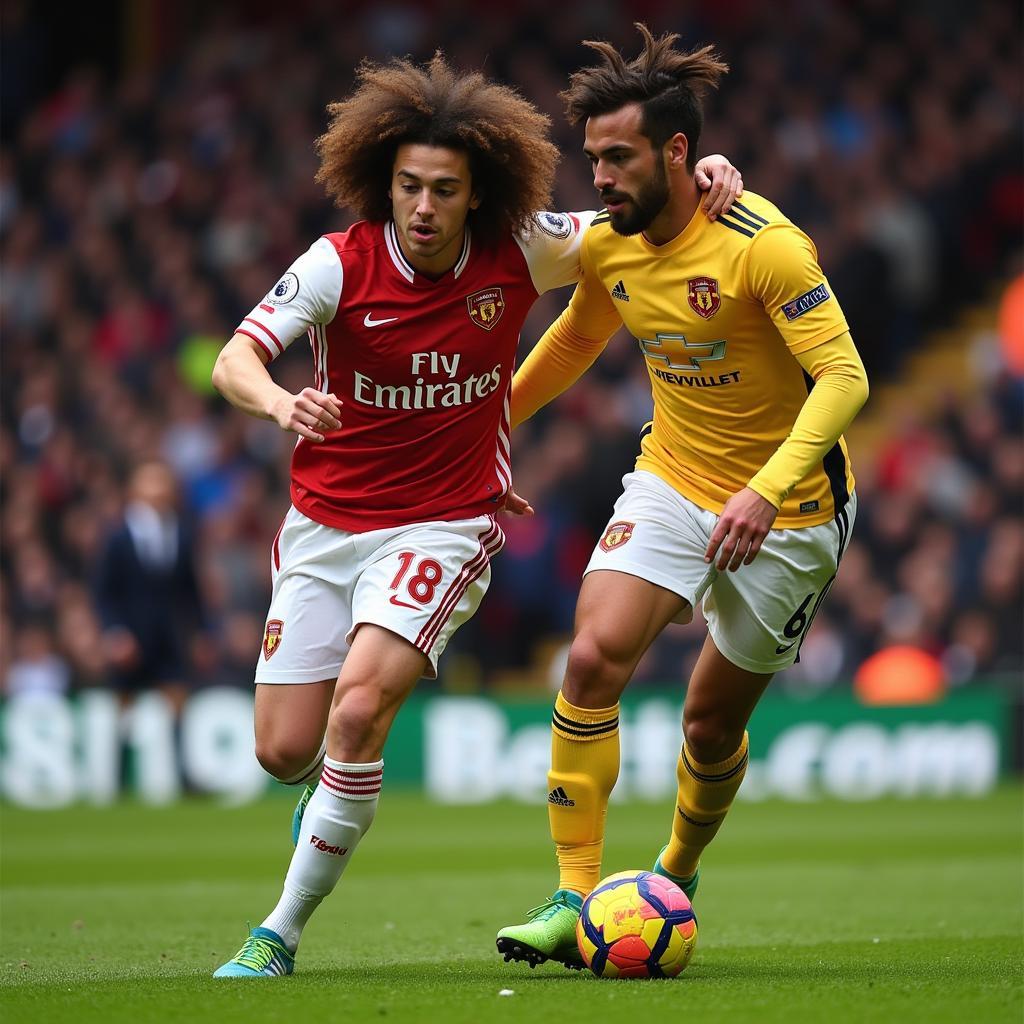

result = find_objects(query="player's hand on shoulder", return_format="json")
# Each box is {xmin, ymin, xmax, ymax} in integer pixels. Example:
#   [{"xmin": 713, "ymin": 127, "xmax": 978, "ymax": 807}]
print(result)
[
  {"xmin": 694, "ymin": 154, "xmax": 743, "ymax": 222},
  {"xmin": 272, "ymin": 388, "xmax": 343, "ymax": 443},
  {"xmin": 705, "ymin": 486, "xmax": 778, "ymax": 572}
]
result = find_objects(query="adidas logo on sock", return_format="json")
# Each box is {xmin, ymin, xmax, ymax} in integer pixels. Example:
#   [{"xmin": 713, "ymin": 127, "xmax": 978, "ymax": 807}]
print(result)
[
  {"xmin": 547, "ymin": 786, "xmax": 576, "ymax": 807},
  {"xmin": 611, "ymin": 280, "xmax": 630, "ymax": 302}
]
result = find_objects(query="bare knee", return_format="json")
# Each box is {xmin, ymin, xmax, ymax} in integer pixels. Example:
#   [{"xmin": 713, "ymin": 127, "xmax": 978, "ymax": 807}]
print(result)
[
  {"xmin": 563, "ymin": 633, "xmax": 631, "ymax": 708},
  {"xmin": 328, "ymin": 683, "xmax": 389, "ymax": 761},
  {"xmin": 254, "ymin": 735, "xmax": 322, "ymax": 782},
  {"xmin": 683, "ymin": 715, "xmax": 744, "ymax": 765}
]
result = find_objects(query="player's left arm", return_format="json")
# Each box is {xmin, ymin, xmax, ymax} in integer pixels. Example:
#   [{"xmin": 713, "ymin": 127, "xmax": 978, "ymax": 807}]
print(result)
[
  {"xmin": 706, "ymin": 225, "xmax": 869, "ymax": 571},
  {"xmin": 746, "ymin": 331, "xmax": 868, "ymax": 509}
]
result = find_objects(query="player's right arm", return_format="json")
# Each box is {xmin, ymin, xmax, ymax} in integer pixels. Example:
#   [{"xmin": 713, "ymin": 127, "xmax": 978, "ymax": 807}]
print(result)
[
  {"xmin": 212, "ymin": 237, "xmax": 344, "ymax": 443},
  {"xmin": 511, "ymin": 236, "xmax": 622, "ymax": 428},
  {"xmin": 212, "ymin": 336, "xmax": 341, "ymax": 443}
]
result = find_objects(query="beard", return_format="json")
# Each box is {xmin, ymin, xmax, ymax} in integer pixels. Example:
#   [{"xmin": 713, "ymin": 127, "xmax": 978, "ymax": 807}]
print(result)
[{"xmin": 605, "ymin": 158, "xmax": 670, "ymax": 236}]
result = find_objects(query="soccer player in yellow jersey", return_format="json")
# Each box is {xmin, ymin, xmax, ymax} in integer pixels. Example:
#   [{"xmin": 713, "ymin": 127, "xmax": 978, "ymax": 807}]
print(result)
[{"xmin": 497, "ymin": 24, "xmax": 869, "ymax": 969}]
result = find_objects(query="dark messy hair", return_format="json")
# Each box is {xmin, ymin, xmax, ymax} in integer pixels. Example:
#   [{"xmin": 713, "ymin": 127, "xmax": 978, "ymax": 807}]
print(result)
[
  {"xmin": 560, "ymin": 23, "xmax": 728, "ymax": 172},
  {"xmin": 315, "ymin": 53, "xmax": 558, "ymax": 245}
]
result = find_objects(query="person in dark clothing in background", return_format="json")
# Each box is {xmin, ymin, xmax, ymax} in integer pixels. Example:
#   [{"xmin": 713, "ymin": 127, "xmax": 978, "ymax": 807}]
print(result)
[{"xmin": 94, "ymin": 459, "xmax": 206, "ymax": 710}]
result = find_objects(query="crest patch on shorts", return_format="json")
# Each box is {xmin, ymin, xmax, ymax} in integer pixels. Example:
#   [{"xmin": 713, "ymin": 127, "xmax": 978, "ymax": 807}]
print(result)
[
  {"xmin": 263, "ymin": 619, "xmax": 284, "ymax": 659},
  {"xmin": 600, "ymin": 520, "xmax": 635, "ymax": 552}
]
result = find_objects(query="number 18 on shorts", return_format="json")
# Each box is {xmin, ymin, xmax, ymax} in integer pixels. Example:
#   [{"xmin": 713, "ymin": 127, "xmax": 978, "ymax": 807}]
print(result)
[{"xmin": 256, "ymin": 506, "xmax": 504, "ymax": 683}]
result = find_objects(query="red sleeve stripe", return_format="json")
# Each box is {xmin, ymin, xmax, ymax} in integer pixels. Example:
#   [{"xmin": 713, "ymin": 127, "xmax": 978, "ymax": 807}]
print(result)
[
  {"xmin": 243, "ymin": 317, "xmax": 284, "ymax": 354},
  {"xmin": 259, "ymin": 303, "xmax": 276, "ymax": 314},
  {"xmin": 237, "ymin": 328, "xmax": 274, "ymax": 360}
]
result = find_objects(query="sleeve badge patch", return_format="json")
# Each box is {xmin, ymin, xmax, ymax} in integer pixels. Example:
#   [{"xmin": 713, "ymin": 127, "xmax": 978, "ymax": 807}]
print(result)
[
  {"xmin": 537, "ymin": 212, "xmax": 572, "ymax": 238},
  {"xmin": 781, "ymin": 283, "xmax": 830, "ymax": 321},
  {"xmin": 263, "ymin": 619, "xmax": 284, "ymax": 659},
  {"xmin": 599, "ymin": 520, "xmax": 635, "ymax": 552},
  {"xmin": 687, "ymin": 277, "xmax": 721, "ymax": 319},
  {"xmin": 266, "ymin": 272, "xmax": 300, "ymax": 305}
]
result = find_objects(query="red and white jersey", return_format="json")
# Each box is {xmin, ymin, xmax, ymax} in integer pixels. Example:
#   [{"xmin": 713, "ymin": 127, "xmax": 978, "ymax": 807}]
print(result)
[{"xmin": 236, "ymin": 212, "xmax": 594, "ymax": 532}]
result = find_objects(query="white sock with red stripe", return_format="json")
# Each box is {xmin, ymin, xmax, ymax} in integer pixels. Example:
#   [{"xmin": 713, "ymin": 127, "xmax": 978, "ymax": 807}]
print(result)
[{"xmin": 260, "ymin": 757, "xmax": 383, "ymax": 952}]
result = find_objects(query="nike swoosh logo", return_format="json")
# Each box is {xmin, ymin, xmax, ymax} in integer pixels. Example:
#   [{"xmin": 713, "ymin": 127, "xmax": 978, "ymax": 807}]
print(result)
[
  {"xmin": 775, "ymin": 642, "xmax": 796, "ymax": 654},
  {"xmin": 389, "ymin": 594, "xmax": 420, "ymax": 610},
  {"xmin": 364, "ymin": 313, "xmax": 399, "ymax": 328}
]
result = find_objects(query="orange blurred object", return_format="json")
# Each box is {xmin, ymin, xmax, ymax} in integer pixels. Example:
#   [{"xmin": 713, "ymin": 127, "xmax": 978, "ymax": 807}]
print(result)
[
  {"xmin": 998, "ymin": 273, "xmax": 1024, "ymax": 376},
  {"xmin": 854, "ymin": 645, "xmax": 947, "ymax": 706}
]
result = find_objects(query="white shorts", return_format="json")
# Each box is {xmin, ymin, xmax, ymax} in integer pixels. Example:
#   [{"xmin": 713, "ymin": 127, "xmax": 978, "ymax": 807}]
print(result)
[
  {"xmin": 584, "ymin": 471, "xmax": 856, "ymax": 674},
  {"xmin": 255, "ymin": 506, "xmax": 504, "ymax": 684}
]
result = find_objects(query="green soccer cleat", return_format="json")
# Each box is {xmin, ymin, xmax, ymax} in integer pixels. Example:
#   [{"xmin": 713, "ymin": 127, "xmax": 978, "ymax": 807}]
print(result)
[
  {"xmin": 653, "ymin": 846, "xmax": 700, "ymax": 902},
  {"xmin": 496, "ymin": 889, "xmax": 584, "ymax": 970},
  {"xmin": 213, "ymin": 926, "xmax": 295, "ymax": 978},
  {"xmin": 291, "ymin": 783, "xmax": 316, "ymax": 846}
]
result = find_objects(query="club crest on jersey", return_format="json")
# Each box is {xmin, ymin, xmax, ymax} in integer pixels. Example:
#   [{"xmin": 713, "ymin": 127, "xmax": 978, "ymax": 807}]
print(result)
[
  {"xmin": 467, "ymin": 288, "xmax": 506, "ymax": 331},
  {"xmin": 687, "ymin": 277, "xmax": 721, "ymax": 320},
  {"xmin": 263, "ymin": 619, "xmax": 284, "ymax": 659},
  {"xmin": 600, "ymin": 520, "xmax": 635, "ymax": 552},
  {"xmin": 266, "ymin": 273, "xmax": 299, "ymax": 305}
]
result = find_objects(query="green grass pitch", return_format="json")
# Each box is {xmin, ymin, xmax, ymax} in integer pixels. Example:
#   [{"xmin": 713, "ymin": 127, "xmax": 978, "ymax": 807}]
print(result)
[{"xmin": 2, "ymin": 788, "xmax": 1022, "ymax": 1023}]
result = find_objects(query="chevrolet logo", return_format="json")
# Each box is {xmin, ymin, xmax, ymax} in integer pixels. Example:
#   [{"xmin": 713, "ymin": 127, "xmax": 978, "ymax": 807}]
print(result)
[{"xmin": 638, "ymin": 333, "xmax": 727, "ymax": 372}]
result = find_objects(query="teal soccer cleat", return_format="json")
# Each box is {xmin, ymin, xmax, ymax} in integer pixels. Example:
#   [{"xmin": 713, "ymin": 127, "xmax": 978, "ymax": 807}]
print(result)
[
  {"xmin": 291, "ymin": 783, "xmax": 316, "ymax": 846},
  {"xmin": 653, "ymin": 846, "xmax": 700, "ymax": 902},
  {"xmin": 213, "ymin": 927, "xmax": 295, "ymax": 978}
]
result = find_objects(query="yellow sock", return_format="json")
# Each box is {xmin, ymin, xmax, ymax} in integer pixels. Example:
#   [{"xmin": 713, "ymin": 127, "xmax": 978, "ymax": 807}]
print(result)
[
  {"xmin": 548, "ymin": 690, "xmax": 620, "ymax": 897},
  {"xmin": 662, "ymin": 732, "xmax": 749, "ymax": 880}
]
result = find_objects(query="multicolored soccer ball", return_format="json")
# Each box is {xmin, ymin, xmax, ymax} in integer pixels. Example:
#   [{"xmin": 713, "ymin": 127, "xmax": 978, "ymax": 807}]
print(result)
[{"xmin": 576, "ymin": 870, "xmax": 698, "ymax": 979}]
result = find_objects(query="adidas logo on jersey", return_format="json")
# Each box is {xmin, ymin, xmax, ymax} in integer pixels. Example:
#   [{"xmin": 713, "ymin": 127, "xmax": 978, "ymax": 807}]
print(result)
[
  {"xmin": 611, "ymin": 280, "xmax": 630, "ymax": 302},
  {"xmin": 547, "ymin": 786, "xmax": 576, "ymax": 807}
]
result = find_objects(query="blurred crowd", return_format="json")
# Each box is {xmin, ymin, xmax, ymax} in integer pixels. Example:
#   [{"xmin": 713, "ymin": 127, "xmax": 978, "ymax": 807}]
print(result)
[{"xmin": 2, "ymin": 0, "xmax": 1022, "ymax": 699}]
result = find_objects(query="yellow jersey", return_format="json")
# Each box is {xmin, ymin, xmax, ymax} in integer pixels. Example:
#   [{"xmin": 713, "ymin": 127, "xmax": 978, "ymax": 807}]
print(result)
[{"xmin": 562, "ymin": 191, "xmax": 854, "ymax": 528}]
